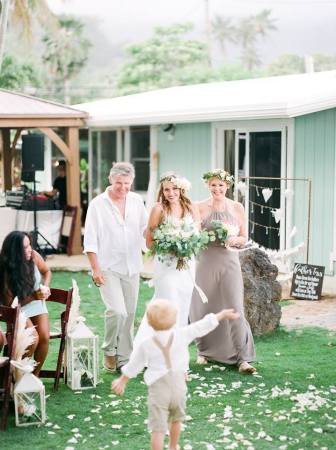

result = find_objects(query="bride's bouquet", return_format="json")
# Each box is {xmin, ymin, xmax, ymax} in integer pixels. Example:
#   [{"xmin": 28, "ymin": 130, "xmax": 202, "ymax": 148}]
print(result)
[
  {"xmin": 151, "ymin": 220, "xmax": 210, "ymax": 270},
  {"xmin": 210, "ymin": 220, "xmax": 240, "ymax": 246}
]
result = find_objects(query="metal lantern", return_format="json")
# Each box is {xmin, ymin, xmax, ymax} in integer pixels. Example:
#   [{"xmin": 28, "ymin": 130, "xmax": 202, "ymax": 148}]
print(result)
[
  {"xmin": 66, "ymin": 321, "xmax": 98, "ymax": 390},
  {"xmin": 14, "ymin": 372, "xmax": 46, "ymax": 426}
]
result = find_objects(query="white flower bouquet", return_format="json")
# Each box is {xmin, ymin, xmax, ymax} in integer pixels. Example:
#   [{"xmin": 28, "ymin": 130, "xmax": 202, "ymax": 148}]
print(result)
[
  {"xmin": 211, "ymin": 220, "xmax": 240, "ymax": 246},
  {"xmin": 151, "ymin": 220, "xmax": 210, "ymax": 270}
]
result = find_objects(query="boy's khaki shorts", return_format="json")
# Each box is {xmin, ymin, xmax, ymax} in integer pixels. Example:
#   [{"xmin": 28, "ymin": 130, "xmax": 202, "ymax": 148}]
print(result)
[{"xmin": 148, "ymin": 372, "xmax": 187, "ymax": 433}]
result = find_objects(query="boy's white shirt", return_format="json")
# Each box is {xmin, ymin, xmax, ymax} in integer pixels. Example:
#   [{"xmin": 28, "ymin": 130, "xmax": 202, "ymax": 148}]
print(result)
[{"xmin": 122, "ymin": 313, "xmax": 219, "ymax": 386}]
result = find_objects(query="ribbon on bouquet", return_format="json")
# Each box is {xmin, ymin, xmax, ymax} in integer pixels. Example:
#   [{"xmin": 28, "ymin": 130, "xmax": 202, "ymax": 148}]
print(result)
[{"xmin": 187, "ymin": 269, "xmax": 208, "ymax": 303}]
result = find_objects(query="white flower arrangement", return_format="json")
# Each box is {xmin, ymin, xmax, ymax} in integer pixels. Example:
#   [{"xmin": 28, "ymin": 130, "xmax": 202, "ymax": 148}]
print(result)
[
  {"xmin": 202, "ymin": 169, "xmax": 234, "ymax": 186},
  {"xmin": 160, "ymin": 172, "xmax": 191, "ymax": 192}
]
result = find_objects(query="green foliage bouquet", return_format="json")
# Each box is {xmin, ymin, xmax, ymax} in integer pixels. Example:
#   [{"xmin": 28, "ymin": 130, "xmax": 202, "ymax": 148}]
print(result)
[
  {"xmin": 211, "ymin": 220, "xmax": 240, "ymax": 246},
  {"xmin": 151, "ymin": 219, "xmax": 210, "ymax": 270}
]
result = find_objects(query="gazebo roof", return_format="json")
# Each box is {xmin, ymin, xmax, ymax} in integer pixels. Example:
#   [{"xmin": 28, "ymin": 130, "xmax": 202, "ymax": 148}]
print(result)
[{"xmin": 0, "ymin": 89, "xmax": 87, "ymax": 119}]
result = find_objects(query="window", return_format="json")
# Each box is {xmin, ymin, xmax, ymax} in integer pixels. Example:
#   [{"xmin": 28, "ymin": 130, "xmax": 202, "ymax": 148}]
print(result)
[{"xmin": 130, "ymin": 126, "xmax": 150, "ymax": 192}]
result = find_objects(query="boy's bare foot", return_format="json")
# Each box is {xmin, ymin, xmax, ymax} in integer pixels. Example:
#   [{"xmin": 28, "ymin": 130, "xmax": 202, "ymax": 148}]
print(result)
[
  {"xmin": 238, "ymin": 361, "xmax": 256, "ymax": 374},
  {"xmin": 196, "ymin": 355, "xmax": 208, "ymax": 365}
]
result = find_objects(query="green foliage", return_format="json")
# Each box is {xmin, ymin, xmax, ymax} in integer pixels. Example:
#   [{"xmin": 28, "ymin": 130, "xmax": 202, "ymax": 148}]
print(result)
[
  {"xmin": 266, "ymin": 53, "xmax": 305, "ymax": 76},
  {"xmin": 42, "ymin": 15, "xmax": 91, "ymax": 102},
  {"xmin": 117, "ymin": 23, "xmax": 209, "ymax": 95},
  {"xmin": 0, "ymin": 54, "xmax": 40, "ymax": 89},
  {"xmin": 313, "ymin": 53, "xmax": 336, "ymax": 71},
  {"xmin": 151, "ymin": 219, "xmax": 210, "ymax": 269},
  {"xmin": 1, "ymin": 272, "xmax": 335, "ymax": 449},
  {"xmin": 236, "ymin": 9, "xmax": 277, "ymax": 70}
]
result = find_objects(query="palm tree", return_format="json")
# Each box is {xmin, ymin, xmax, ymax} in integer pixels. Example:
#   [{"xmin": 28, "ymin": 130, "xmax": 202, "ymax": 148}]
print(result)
[
  {"xmin": 211, "ymin": 15, "xmax": 237, "ymax": 62},
  {"xmin": 0, "ymin": 0, "xmax": 55, "ymax": 70},
  {"xmin": 42, "ymin": 16, "xmax": 91, "ymax": 104},
  {"xmin": 237, "ymin": 9, "xmax": 277, "ymax": 71}
]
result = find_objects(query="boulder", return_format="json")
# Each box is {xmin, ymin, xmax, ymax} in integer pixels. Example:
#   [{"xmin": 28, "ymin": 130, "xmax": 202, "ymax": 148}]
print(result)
[{"xmin": 239, "ymin": 248, "xmax": 282, "ymax": 335}]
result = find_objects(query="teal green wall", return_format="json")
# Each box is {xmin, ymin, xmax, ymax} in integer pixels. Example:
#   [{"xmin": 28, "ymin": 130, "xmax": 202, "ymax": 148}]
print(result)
[
  {"xmin": 293, "ymin": 109, "xmax": 336, "ymax": 274},
  {"xmin": 158, "ymin": 123, "xmax": 212, "ymax": 201}
]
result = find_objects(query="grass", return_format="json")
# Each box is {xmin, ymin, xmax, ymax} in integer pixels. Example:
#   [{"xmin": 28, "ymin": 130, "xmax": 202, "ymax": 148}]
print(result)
[{"xmin": 1, "ymin": 271, "xmax": 335, "ymax": 450}]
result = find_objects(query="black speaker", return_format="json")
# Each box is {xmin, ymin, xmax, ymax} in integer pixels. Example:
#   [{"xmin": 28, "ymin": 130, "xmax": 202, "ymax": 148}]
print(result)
[
  {"xmin": 22, "ymin": 134, "xmax": 44, "ymax": 172},
  {"xmin": 21, "ymin": 170, "xmax": 35, "ymax": 182}
]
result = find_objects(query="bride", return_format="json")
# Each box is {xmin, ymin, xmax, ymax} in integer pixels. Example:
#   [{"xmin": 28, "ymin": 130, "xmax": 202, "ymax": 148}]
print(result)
[{"xmin": 134, "ymin": 172, "xmax": 200, "ymax": 347}]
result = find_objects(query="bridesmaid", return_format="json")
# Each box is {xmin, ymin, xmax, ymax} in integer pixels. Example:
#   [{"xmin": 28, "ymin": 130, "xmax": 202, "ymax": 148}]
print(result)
[{"xmin": 189, "ymin": 169, "xmax": 256, "ymax": 373}]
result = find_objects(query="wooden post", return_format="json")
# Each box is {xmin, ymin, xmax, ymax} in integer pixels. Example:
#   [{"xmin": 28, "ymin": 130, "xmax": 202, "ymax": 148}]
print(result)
[
  {"xmin": 1, "ymin": 128, "xmax": 12, "ymax": 191},
  {"xmin": 64, "ymin": 127, "xmax": 82, "ymax": 255}
]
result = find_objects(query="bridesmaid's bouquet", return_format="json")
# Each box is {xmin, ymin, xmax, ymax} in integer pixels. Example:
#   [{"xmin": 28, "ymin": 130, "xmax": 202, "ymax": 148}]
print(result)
[
  {"xmin": 151, "ymin": 220, "xmax": 210, "ymax": 270},
  {"xmin": 211, "ymin": 220, "xmax": 240, "ymax": 246}
]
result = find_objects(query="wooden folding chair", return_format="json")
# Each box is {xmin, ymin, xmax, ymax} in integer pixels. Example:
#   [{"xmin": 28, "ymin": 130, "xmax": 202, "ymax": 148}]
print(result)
[
  {"xmin": 0, "ymin": 305, "xmax": 20, "ymax": 431},
  {"xmin": 39, "ymin": 288, "xmax": 73, "ymax": 391}
]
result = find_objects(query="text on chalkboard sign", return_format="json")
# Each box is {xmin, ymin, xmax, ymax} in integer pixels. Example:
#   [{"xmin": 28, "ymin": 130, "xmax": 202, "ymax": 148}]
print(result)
[{"xmin": 290, "ymin": 263, "xmax": 325, "ymax": 301}]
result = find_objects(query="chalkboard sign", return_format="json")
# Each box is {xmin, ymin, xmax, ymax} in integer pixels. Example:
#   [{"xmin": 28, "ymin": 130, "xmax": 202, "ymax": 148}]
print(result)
[{"xmin": 290, "ymin": 263, "xmax": 325, "ymax": 300}]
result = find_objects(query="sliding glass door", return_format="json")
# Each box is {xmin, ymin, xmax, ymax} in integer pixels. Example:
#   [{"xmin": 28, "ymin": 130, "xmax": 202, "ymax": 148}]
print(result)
[{"xmin": 219, "ymin": 124, "xmax": 286, "ymax": 250}]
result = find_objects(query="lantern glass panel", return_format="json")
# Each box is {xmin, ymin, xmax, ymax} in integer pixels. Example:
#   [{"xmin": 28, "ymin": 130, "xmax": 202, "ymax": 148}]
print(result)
[
  {"xmin": 67, "ymin": 335, "xmax": 98, "ymax": 390},
  {"xmin": 15, "ymin": 391, "xmax": 44, "ymax": 426}
]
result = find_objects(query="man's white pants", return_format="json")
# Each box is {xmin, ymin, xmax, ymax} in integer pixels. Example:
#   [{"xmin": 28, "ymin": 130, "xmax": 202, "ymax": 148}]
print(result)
[{"xmin": 99, "ymin": 270, "xmax": 140, "ymax": 367}]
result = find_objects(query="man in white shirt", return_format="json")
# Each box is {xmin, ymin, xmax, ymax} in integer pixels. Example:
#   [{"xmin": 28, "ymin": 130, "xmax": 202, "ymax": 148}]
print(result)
[
  {"xmin": 112, "ymin": 298, "xmax": 239, "ymax": 450},
  {"xmin": 84, "ymin": 162, "xmax": 148, "ymax": 372}
]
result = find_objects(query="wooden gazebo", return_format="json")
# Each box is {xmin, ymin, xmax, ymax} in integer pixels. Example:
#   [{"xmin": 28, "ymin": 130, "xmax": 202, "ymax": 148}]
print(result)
[{"xmin": 0, "ymin": 89, "xmax": 88, "ymax": 254}]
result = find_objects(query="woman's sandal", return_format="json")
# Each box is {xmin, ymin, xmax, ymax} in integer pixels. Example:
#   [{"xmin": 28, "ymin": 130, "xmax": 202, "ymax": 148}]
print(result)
[
  {"xmin": 196, "ymin": 355, "xmax": 208, "ymax": 365},
  {"xmin": 238, "ymin": 361, "xmax": 256, "ymax": 374}
]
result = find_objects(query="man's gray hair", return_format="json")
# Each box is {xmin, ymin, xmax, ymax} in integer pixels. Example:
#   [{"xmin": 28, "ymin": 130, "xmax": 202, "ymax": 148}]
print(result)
[{"xmin": 109, "ymin": 162, "xmax": 135, "ymax": 180}]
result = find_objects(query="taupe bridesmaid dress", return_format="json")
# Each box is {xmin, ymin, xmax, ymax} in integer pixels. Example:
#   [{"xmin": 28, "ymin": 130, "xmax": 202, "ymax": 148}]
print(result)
[{"xmin": 189, "ymin": 210, "xmax": 256, "ymax": 365}]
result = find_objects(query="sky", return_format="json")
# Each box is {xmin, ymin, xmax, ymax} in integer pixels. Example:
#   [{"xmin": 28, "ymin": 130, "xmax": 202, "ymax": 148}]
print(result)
[{"xmin": 48, "ymin": 0, "xmax": 336, "ymax": 64}]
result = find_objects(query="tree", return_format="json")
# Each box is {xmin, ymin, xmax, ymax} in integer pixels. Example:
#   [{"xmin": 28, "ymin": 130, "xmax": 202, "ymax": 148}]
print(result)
[
  {"xmin": 0, "ymin": 53, "xmax": 40, "ymax": 89},
  {"xmin": 266, "ymin": 54, "xmax": 305, "ymax": 76},
  {"xmin": 237, "ymin": 9, "xmax": 277, "ymax": 70},
  {"xmin": 211, "ymin": 15, "xmax": 237, "ymax": 62},
  {"xmin": 42, "ymin": 16, "xmax": 91, "ymax": 104},
  {"xmin": 313, "ymin": 53, "xmax": 336, "ymax": 71},
  {"xmin": 117, "ymin": 23, "xmax": 209, "ymax": 95}
]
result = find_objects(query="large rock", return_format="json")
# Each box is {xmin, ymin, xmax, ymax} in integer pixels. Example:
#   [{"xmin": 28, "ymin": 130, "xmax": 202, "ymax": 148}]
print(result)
[{"xmin": 239, "ymin": 248, "xmax": 282, "ymax": 335}]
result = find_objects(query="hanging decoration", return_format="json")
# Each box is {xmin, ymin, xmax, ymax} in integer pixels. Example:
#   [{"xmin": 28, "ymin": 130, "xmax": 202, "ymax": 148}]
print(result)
[
  {"xmin": 262, "ymin": 188, "xmax": 273, "ymax": 203},
  {"xmin": 271, "ymin": 208, "xmax": 284, "ymax": 224},
  {"xmin": 237, "ymin": 181, "xmax": 247, "ymax": 196},
  {"xmin": 283, "ymin": 188, "xmax": 294, "ymax": 200}
]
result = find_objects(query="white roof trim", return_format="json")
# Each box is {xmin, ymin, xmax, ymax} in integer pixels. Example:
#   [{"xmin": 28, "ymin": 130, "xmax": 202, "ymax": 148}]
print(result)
[{"xmin": 76, "ymin": 71, "xmax": 336, "ymax": 127}]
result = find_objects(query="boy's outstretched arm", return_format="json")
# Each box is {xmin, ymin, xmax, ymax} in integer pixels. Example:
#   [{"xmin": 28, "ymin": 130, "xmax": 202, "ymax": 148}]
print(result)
[{"xmin": 112, "ymin": 375, "xmax": 129, "ymax": 396}]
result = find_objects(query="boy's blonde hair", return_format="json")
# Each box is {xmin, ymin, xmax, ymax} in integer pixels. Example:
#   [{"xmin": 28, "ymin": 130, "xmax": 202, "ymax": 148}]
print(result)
[{"xmin": 146, "ymin": 299, "xmax": 177, "ymax": 331}]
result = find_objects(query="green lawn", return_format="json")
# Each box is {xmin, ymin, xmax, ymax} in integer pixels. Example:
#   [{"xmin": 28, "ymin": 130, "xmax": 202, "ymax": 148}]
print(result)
[{"xmin": 1, "ymin": 272, "xmax": 335, "ymax": 450}]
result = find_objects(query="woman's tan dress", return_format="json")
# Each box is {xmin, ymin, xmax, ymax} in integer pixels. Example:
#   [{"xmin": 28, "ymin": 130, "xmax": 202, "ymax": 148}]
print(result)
[{"xmin": 189, "ymin": 210, "xmax": 256, "ymax": 365}]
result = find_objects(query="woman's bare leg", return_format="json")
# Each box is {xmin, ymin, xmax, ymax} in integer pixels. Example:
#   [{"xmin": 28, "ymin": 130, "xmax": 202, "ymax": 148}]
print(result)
[{"xmin": 30, "ymin": 314, "xmax": 49, "ymax": 376}]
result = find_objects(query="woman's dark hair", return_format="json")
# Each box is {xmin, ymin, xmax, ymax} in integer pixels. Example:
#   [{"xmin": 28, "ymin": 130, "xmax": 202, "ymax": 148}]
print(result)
[{"xmin": 0, "ymin": 231, "xmax": 35, "ymax": 302}]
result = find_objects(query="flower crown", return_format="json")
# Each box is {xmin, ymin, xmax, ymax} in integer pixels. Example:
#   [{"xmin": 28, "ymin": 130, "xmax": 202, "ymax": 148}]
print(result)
[
  {"xmin": 160, "ymin": 172, "xmax": 191, "ymax": 192},
  {"xmin": 202, "ymin": 169, "xmax": 234, "ymax": 186}
]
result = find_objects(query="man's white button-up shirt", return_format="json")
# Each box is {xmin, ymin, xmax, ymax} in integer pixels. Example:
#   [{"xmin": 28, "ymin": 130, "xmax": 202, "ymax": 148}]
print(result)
[{"xmin": 84, "ymin": 189, "xmax": 148, "ymax": 276}]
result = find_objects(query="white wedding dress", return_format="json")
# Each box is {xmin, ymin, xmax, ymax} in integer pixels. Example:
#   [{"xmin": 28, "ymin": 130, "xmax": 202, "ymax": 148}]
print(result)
[{"xmin": 133, "ymin": 214, "xmax": 196, "ymax": 349}]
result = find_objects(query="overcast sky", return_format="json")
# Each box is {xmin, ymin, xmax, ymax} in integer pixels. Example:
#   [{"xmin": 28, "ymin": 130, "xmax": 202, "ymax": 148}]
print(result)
[{"xmin": 48, "ymin": 0, "xmax": 336, "ymax": 63}]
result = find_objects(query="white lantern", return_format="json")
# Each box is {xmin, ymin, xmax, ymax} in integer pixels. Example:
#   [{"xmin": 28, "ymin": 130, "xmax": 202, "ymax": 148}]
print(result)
[
  {"xmin": 14, "ymin": 372, "xmax": 46, "ymax": 426},
  {"xmin": 66, "ymin": 321, "xmax": 99, "ymax": 390}
]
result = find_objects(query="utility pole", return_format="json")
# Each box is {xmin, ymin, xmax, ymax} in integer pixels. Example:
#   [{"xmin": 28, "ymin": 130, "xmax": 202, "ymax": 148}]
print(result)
[
  {"xmin": 0, "ymin": 0, "xmax": 11, "ymax": 71},
  {"xmin": 204, "ymin": 0, "xmax": 212, "ymax": 68}
]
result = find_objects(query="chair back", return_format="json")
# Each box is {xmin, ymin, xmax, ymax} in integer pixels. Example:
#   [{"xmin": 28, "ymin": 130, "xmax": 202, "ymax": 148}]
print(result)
[
  {"xmin": 0, "ymin": 305, "xmax": 20, "ymax": 359},
  {"xmin": 46, "ymin": 288, "xmax": 73, "ymax": 334},
  {"xmin": 0, "ymin": 305, "xmax": 20, "ymax": 430}
]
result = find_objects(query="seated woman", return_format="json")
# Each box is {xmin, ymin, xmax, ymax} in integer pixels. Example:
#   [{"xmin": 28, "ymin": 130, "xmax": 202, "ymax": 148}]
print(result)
[{"xmin": 0, "ymin": 231, "xmax": 51, "ymax": 375}]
